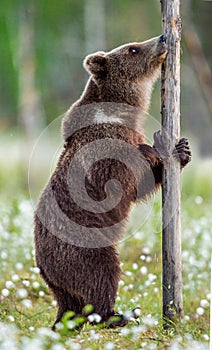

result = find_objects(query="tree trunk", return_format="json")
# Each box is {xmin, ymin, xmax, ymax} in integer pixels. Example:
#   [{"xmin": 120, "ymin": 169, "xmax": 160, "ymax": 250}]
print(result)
[
  {"xmin": 18, "ymin": 5, "xmax": 44, "ymax": 190},
  {"xmin": 161, "ymin": 0, "xmax": 183, "ymax": 325},
  {"xmin": 84, "ymin": 0, "xmax": 106, "ymax": 54},
  {"xmin": 183, "ymin": 0, "xmax": 212, "ymax": 118},
  {"xmin": 18, "ymin": 6, "xmax": 43, "ymax": 140}
]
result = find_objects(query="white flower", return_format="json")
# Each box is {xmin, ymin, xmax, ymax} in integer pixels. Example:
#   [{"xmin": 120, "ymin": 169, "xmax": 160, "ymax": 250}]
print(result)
[
  {"xmin": 16, "ymin": 288, "xmax": 28, "ymax": 299},
  {"xmin": 33, "ymin": 267, "xmax": 40, "ymax": 274},
  {"xmin": 145, "ymin": 280, "xmax": 151, "ymax": 287},
  {"xmin": 146, "ymin": 256, "xmax": 152, "ymax": 263},
  {"xmin": 132, "ymin": 263, "xmax": 138, "ymax": 270},
  {"xmin": 142, "ymin": 314, "xmax": 158, "ymax": 327},
  {"xmin": 1, "ymin": 251, "xmax": 8, "ymax": 259},
  {"xmin": 39, "ymin": 291, "xmax": 45, "ymax": 297},
  {"xmin": 196, "ymin": 307, "xmax": 204, "ymax": 316},
  {"xmin": 7, "ymin": 315, "xmax": 15, "ymax": 322},
  {"xmin": 206, "ymin": 293, "xmax": 211, "ymax": 300},
  {"xmin": 15, "ymin": 262, "xmax": 23, "ymax": 270},
  {"xmin": 183, "ymin": 315, "xmax": 190, "ymax": 321},
  {"xmin": 120, "ymin": 327, "xmax": 130, "ymax": 336},
  {"xmin": 88, "ymin": 313, "xmax": 101, "ymax": 323},
  {"xmin": 195, "ymin": 196, "xmax": 203, "ymax": 205},
  {"xmin": 104, "ymin": 342, "xmax": 115, "ymax": 350},
  {"xmin": 0, "ymin": 322, "xmax": 18, "ymax": 344},
  {"xmin": 200, "ymin": 299, "xmax": 209, "ymax": 308},
  {"xmin": 1, "ymin": 288, "xmax": 10, "ymax": 297},
  {"xmin": 87, "ymin": 314, "xmax": 95, "ymax": 322},
  {"xmin": 67, "ymin": 320, "xmax": 76, "ymax": 330},
  {"xmin": 125, "ymin": 270, "xmax": 132, "ymax": 276},
  {"xmin": 51, "ymin": 344, "xmax": 65, "ymax": 350},
  {"xmin": 142, "ymin": 247, "xmax": 150, "ymax": 255},
  {"xmin": 5, "ymin": 281, "xmax": 15, "ymax": 289},
  {"xmin": 21, "ymin": 336, "xmax": 44, "ymax": 350},
  {"xmin": 133, "ymin": 307, "xmax": 141, "ymax": 318},
  {"xmin": 37, "ymin": 327, "xmax": 60, "ymax": 340},
  {"xmin": 22, "ymin": 280, "xmax": 30, "ymax": 287},
  {"xmin": 148, "ymin": 273, "xmax": 157, "ymax": 282},
  {"xmin": 140, "ymin": 255, "xmax": 146, "ymax": 261},
  {"xmin": 66, "ymin": 342, "xmax": 81, "ymax": 350},
  {"xmin": 202, "ymin": 334, "xmax": 209, "ymax": 341},
  {"xmin": 21, "ymin": 299, "xmax": 33, "ymax": 308},
  {"xmin": 32, "ymin": 281, "xmax": 40, "ymax": 289},
  {"xmin": 11, "ymin": 274, "xmax": 19, "ymax": 282},
  {"xmin": 118, "ymin": 280, "xmax": 125, "ymax": 286},
  {"xmin": 140, "ymin": 266, "xmax": 148, "ymax": 275}
]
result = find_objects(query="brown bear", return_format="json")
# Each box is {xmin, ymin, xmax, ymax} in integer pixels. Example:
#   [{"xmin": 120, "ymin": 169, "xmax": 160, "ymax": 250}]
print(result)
[{"xmin": 34, "ymin": 35, "xmax": 191, "ymax": 329}]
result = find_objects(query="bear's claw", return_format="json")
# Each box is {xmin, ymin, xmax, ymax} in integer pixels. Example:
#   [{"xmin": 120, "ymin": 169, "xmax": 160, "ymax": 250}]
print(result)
[
  {"xmin": 174, "ymin": 137, "xmax": 192, "ymax": 167},
  {"xmin": 153, "ymin": 131, "xmax": 191, "ymax": 168}
]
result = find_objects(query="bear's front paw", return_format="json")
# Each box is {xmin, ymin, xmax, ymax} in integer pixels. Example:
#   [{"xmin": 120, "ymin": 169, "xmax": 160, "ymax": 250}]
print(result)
[{"xmin": 174, "ymin": 137, "xmax": 191, "ymax": 167}]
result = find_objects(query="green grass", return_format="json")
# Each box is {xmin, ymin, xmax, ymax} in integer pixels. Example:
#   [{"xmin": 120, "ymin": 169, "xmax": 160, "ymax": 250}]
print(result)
[{"xmin": 0, "ymin": 158, "xmax": 211, "ymax": 349}]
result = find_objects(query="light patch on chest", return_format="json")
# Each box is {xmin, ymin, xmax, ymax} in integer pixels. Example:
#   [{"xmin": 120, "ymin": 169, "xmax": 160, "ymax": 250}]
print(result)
[{"xmin": 93, "ymin": 109, "xmax": 123, "ymax": 124}]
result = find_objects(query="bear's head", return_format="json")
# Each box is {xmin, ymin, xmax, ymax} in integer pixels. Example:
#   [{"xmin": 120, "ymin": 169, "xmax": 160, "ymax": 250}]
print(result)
[
  {"xmin": 84, "ymin": 36, "xmax": 167, "ymax": 82},
  {"xmin": 62, "ymin": 37, "xmax": 167, "ymax": 141},
  {"xmin": 83, "ymin": 36, "xmax": 167, "ymax": 107}
]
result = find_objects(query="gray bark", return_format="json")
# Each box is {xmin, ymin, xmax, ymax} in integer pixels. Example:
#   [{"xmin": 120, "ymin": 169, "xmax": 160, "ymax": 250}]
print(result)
[{"xmin": 161, "ymin": 0, "xmax": 183, "ymax": 324}]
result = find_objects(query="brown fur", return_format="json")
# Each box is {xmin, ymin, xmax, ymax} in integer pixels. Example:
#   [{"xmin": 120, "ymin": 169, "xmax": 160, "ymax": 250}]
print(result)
[{"xmin": 34, "ymin": 36, "xmax": 190, "ymax": 328}]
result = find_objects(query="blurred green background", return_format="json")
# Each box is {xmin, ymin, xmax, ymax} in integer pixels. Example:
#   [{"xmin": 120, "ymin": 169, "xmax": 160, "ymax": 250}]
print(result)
[{"xmin": 0, "ymin": 0, "xmax": 212, "ymax": 198}]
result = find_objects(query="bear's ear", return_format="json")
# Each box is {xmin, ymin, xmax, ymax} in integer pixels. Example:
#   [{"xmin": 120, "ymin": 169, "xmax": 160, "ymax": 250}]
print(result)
[{"xmin": 83, "ymin": 52, "xmax": 107, "ymax": 75}]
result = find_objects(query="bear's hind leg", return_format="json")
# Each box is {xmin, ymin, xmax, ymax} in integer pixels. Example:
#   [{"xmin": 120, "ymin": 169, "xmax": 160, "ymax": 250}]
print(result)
[
  {"xmin": 83, "ymin": 291, "xmax": 128, "ymax": 328},
  {"xmin": 49, "ymin": 284, "xmax": 84, "ymax": 330},
  {"xmin": 82, "ymin": 263, "xmax": 127, "ymax": 327}
]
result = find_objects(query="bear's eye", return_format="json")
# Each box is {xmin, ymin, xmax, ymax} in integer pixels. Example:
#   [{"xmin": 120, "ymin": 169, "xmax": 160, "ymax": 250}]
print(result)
[{"xmin": 129, "ymin": 47, "xmax": 140, "ymax": 55}]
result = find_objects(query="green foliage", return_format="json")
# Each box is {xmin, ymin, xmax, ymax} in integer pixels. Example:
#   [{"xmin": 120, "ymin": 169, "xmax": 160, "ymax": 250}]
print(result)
[
  {"xmin": 1, "ymin": 0, "xmax": 211, "ymax": 131},
  {"xmin": 82, "ymin": 304, "xmax": 94, "ymax": 315}
]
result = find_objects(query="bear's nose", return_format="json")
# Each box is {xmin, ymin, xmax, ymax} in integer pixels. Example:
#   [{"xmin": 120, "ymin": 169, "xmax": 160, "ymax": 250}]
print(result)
[{"xmin": 159, "ymin": 35, "xmax": 165, "ymax": 43}]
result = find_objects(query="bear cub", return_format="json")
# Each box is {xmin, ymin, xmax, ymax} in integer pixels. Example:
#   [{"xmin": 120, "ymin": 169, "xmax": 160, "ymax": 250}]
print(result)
[{"xmin": 34, "ymin": 35, "xmax": 191, "ymax": 329}]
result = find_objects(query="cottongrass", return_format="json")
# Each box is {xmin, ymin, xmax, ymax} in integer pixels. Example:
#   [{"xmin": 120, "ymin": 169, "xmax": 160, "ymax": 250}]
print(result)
[
  {"xmin": 168, "ymin": 334, "xmax": 209, "ymax": 350},
  {"xmin": 0, "ymin": 197, "xmax": 210, "ymax": 349}
]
